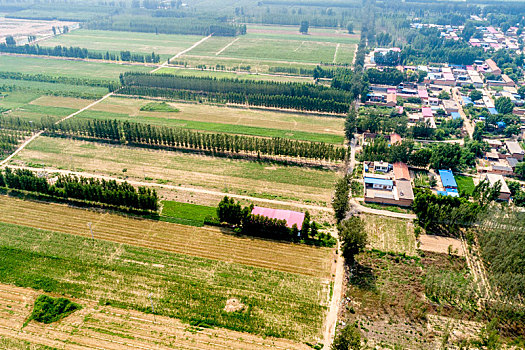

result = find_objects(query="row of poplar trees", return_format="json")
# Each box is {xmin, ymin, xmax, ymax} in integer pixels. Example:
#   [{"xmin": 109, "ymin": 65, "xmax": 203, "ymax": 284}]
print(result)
[
  {"xmin": 0, "ymin": 168, "xmax": 158, "ymax": 211},
  {"xmin": 119, "ymin": 72, "xmax": 353, "ymax": 114},
  {"xmin": 47, "ymin": 119, "xmax": 347, "ymax": 162}
]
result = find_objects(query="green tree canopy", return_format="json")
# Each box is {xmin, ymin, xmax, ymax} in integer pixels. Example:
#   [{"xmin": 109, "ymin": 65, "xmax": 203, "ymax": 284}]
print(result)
[{"xmin": 338, "ymin": 216, "xmax": 367, "ymax": 264}]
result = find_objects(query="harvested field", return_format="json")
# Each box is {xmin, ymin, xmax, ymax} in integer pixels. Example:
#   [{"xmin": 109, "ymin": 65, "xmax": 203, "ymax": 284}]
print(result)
[
  {"xmin": 419, "ymin": 234, "xmax": 465, "ymax": 256},
  {"xmin": 12, "ymin": 136, "xmax": 338, "ymax": 206},
  {"xmin": 363, "ymin": 214, "xmax": 417, "ymax": 256},
  {"xmin": 0, "ymin": 216, "xmax": 328, "ymax": 341},
  {"xmin": 0, "ymin": 17, "xmax": 77, "ymax": 42},
  {"xmin": 0, "ymin": 283, "xmax": 311, "ymax": 349},
  {"xmin": 0, "ymin": 195, "xmax": 332, "ymax": 278}
]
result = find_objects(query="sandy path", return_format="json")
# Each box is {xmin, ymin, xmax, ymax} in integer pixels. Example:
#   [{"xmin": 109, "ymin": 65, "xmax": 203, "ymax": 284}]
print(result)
[
  {"xmin": 151, "ymin": 34, "xmax": 213, "ymax": 73},
  {"xmin": 333, "ymin": 43, "xmax": 340, "ymax": 63},
  {"xmin": 216, "ymin": 37, "xmax": 240, "ymax": 55}
]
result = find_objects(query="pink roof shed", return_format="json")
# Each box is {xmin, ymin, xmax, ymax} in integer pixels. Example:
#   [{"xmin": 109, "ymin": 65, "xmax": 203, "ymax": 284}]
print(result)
[
  {"xmin": 418, "ymin": 89, "xmax": 429, "ymax": 99},
  {"xmin": 422, "ymin": 107, "xmax": 433, "ymax": 118},
  {"xmin": 251, "ymin": 207, "xmax": 305, "ymax": 230}
]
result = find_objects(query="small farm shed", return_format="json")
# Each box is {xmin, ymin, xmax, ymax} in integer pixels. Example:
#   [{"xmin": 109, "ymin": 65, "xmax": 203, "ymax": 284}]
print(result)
[{"xmin": 251, "ymin": 207, "xmax": 305, "ymax": 230}]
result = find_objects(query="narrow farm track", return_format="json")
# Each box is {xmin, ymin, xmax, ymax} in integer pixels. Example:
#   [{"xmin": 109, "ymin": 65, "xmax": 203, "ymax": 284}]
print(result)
[
  {"xmin": 333, "ymin": 43, "xmax": 340, "ymax": 63},
  {"xmin": 0, "ymin": 195, "xmax": 332, "ymax": 278},
  {"xmin": 151, "ymin": 34, "xmax": 213, "ymax": 73},
  {"xmin": 216, "ymin": 37, "xmax": 240, "ymax": 55},
  {"xmin": 0, "ymin": 284, "xmax": 311, "ymax": 350}
]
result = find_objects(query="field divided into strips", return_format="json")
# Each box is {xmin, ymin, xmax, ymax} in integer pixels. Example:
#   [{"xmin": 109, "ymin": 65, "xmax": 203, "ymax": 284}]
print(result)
[
  {"xmin": 363, "ymin": 214, "xmax": 417, "ymax": 256},
  {"xmin": 180, "ymin": 24, "xmax": 358, "ymax": 73},
  {"xmin": 77, "ymin": 95, "xmax": 345, "ymax": 144},
  {"xmin": 39, "ymin": 29, "xmax": 205, "ymax": 61},
  {"xmin": 0, "ymin": 55, "xmax": 151, "ymax": 81},
  {"xmin": 0, "ymin": 94, "xmax": 91, "ymax": 124},
  {"xmin": 0, "ymin": 284, "xmax": 311, "ymax": 350},
  {"xmin": 0, "ymin": 196, "xmax": 332, "ymax": 278},
  {"xmin": 12, "ymin": 136, "xmax": 338, "ymax": 206},
  {"xmin": 0, "ymin": 218, "xmax": 328, "ymax": 342}
]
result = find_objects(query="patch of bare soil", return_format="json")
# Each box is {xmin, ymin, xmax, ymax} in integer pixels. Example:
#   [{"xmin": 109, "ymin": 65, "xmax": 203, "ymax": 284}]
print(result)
[
  {"xmin": 224, "ymin": 298, "xmax": 245, "ymax": 313},
  {"xmin": 419, "ymin": 234, "xmax": 465, "ymax": 256}
]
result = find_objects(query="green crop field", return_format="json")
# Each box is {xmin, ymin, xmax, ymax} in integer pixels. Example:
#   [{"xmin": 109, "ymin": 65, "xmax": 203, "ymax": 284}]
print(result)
[
  {"xmin": 455, "ymin": 175, "xmax": 475, "ymax": 196},
  {"xmin": 0, "ymin": 55, "xmax": 151, "ymax": 81},
  {"xmin": 0, "ymin": 221, "xmax": 327, "ymax": 341},
  {"xmin": 161, "ymin": 200, "xmax": 217, "ymax": 226},
  {"xmin": 178, "ymin": 24, "xmax": 357, "ymax": 73},
  {"xmin": 13, "ymin": 136, "xmax": 338, "ymax": 205},
  {"xmin": 39, "ymin": 30, "xmax": 205, "ymax": 60}
]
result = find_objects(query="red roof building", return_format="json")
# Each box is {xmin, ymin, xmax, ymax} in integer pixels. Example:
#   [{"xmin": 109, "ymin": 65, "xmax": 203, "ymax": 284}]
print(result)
[
  {"xmin": 251, "ymin": 207, "xmax": 305, "ymax": 230},
  {"xmin": 393, "ymin": 162, "xmax": 410, "ymax": 181}
]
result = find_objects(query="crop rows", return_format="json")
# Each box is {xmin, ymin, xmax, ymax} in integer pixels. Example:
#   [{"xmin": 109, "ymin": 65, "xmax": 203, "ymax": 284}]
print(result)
[
  {"xmin": 0, "ymin": 284, "xmax": 311, "ymax": 349},
  {"xmin": 0, "ymin": 196, "xmax": 332, "ymax": 278}
]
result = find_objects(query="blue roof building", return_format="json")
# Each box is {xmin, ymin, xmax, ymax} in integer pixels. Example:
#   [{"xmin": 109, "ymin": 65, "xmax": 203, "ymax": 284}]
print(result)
[
  {"xmin": 451, "ymin": 112, "xmax": 461, "ymax": 120},
  {"xmin": 439, "ymin": 170, "xmax": 457, "ymax": 189},
  {"xmin": 364, "ymin": 177, "xmax": 394, "ymax": 187},
  {"xmin": 462, "ymin": 96, "xmax": 473, "ymax": 105},
  {"xmin": 488, "ymin": 107, "xmax": 498, "ymax": 115}
]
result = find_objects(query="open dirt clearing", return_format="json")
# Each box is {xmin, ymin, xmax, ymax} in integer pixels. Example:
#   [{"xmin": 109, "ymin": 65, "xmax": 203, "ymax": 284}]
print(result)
[
  {"xmin": 0, "ymin": 283, "xmax": 311, "ymax": 350},
  {"xmin": 419, "ymin": 234, "xmax": 465, "ymax": 256},
  {"xmin": 363, "ymin": 214, "xmax": 417, "ymax": 256},
  {"xmin": 0, "ymin": 17, "xmax": 78, "ymax": 42},
  {"xmin": 0, "ymin": 195, "xmax": 332, "ymax": 278},
  {"xmin": 13, "ymin": 136, "xmax": 337, "ymax": 206}
]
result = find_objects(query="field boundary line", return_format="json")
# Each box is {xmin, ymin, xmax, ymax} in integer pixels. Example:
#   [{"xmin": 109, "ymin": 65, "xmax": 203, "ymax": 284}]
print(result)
[
  {"xmin": 152, "ymin": 34, "xmax": 213, "ymax": 73},
  {"xmin": 216, "ymin": 37, "xmax": 240, "ymax": 56},
  {"xmin": 333, "ymin": 43, "xmax": 340, "ymax": 63},
  {"xmin": 323, "ymin": 238, "xmax": 344, "ymax": 348},
  {"xmin": 294, "ymin": 41, "xmax": 306, "ymax": 52}
]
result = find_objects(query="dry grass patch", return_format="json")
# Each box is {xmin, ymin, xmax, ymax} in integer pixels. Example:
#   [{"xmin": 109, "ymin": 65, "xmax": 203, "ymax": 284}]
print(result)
[
  {"xmin": 363, "ymin": 214, "xmax": 417, "ymax": 256},
  {"xmin": 28, "ymin": 95, "xmax": 93, "ymax": 109}
]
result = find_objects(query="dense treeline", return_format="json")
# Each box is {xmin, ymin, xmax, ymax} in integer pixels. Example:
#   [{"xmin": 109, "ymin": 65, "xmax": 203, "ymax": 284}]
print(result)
[
  {"xmin": 0, "ymin": 43, "xmax": 160, "ymax": 63},
  {"xmin": 0, "ymin": 115, "xmax": 51, "ymax": 132},
  {"xmin": 413, "ymin": 188, "xmax": 480, "ymax": 236},
  {"xmin": 46, "ymin": 119, "xmax": 347, "ymax": 162},
  {"xmin": 0, "ymin": 168, "xmax": 158, "ymax": 211},
  {"xmin": 477, "ymin": 207, "xmax": 525, "ymax": 302},
  {"xmin": 400, "ymin": 27, "xmax": 486, "ymax": 65},
  {"xmin": 87, "ymin": 16, "xmax": 245, "ymax": 36},
  {"xmin": 119, "ymin": 86, "xmax": 350, "ymax": 114},
  {"xmin": 119, "ymin": 72, "xmax": 353, "ymax": 113},
  {"xmin": 0, "ymin": 71, "xmax": 118, "ymax": 90},
  {"xmin": 0, "ymin": 130, "xmax": 27, "ymax": 160}
]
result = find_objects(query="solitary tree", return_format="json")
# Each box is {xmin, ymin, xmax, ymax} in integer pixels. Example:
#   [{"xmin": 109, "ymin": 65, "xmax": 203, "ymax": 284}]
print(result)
[
  {"xmin": 495, "ymin": 96, "xmax": 514, "ymax": 114},
  {"xmin": 332, "ymin": 322, "xmax": 362, "ymax": 350},
  {"xmin": 346, "ymin": 22, "xmax": 354, "ymax": 34},
  {"xmin": 469, "ymin": 89, "xmax": 483, "ymax": 102},
  {"xmin": 299, "ymin": 21, "xmax": 309, "ymax": 34},
  {"xmin": 338, "ymin": 216, "xmax": 367, "ymax": 264},
  {"xmin": 332, "ymin": 175, "xmax": 350, "ymax": 222},
  {"xmin": 5, "ymin": 36, "xmax": 16, "ymax": 46}
]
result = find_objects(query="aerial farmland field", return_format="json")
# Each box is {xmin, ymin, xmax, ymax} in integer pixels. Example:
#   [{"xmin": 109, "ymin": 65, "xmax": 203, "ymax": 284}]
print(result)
[
  {"xmin": 75, "ymin": 95, "xmax": 345, "ymax": 143},
  {"xmin": 12, "ymin": 136, "xmax": 340, "ymax": 206},
  {"xmin": 0, "ymin": 55, "xmax": 151, "ymax": 80},
  {"xmin": 179, "ymin": 24, "xmax": 358, "ymax": 73},
  {"xmin": 0, "ymin": 218, "xmax": 329, "ymax": 342}
]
